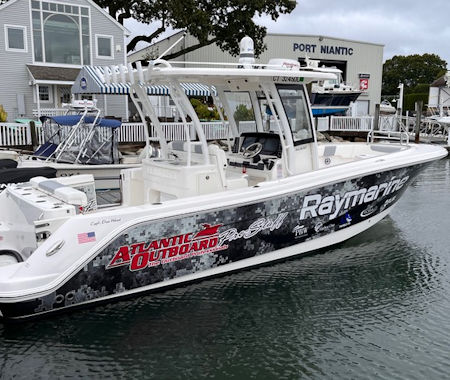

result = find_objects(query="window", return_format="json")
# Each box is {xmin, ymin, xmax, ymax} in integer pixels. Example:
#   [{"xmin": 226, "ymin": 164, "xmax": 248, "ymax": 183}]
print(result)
[
  {"xmin": 31, "ymin": 1, "xmax": 90, "ymax": 65},
  {"xmin": 4, "ymin": 25, "xmax": 27, "ymax": 52},
  {"xmin": 34, "ymin": 85, "xmax": 53, "ymax": 103},
  {"xmin": 44, "ymin": 14, "xmax": 81, "ymax": 64},
  {"xmin": 223, "ymin": 92, "xmax": 256, "ymax": 135},
  {"xmin": 277, "ymin": 85, "xmax": 313, "ymax": 143},
  {"xmin": 96, "ymin": 35, "xmax": 113, "ymax": 59}
]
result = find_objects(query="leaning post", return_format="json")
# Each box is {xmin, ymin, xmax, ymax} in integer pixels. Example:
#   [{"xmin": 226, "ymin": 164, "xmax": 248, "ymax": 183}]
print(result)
[{"xmin": 415, "ymin": 101, "xmax": 423, "ymax": 144}]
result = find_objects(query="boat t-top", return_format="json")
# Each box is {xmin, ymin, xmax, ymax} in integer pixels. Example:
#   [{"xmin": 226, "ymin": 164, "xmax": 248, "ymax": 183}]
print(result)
[{"xmin": 0, "ymin": 37, "xmax": 446, "ymax": 320}]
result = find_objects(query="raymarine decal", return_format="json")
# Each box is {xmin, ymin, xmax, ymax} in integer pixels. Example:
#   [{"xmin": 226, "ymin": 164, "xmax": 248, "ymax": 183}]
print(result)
[
  {"xmin": 299, "ymin": 176, "xmax": 409, "ymax": 220},
  {"xmin": 106, "ymin": 224, "xmax": 227, "ymax": 271}
]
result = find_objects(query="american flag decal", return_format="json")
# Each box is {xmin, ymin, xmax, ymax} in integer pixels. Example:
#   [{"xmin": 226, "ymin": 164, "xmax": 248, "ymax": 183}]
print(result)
[{"xmin": 77, "ymin": 231, "xmax": 96, "ymax": 244}]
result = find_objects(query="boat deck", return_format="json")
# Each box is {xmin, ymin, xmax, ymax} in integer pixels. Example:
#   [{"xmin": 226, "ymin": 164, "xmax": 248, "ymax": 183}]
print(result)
[{"xmin": 96, "ymin": 189, "xmax": 121, "ymax": 207}]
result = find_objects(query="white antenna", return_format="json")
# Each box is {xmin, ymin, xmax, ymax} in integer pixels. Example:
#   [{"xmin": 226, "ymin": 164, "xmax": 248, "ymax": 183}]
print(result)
[{"xmin": 155, "ymin": 31, "xmax": 187, "ymax": 62}]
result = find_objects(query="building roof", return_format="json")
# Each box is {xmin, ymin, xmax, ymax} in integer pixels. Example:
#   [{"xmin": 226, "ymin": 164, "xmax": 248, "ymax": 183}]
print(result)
[
  {"xmin": 27, "ymin": 65, "xmax": 80, "ymax": 84},
  {"xmin": 430, "ymin": 76, "xmax": 447, "ymax": 87},
  {"xmin": 128, "ymin": 30, "xmax": 384, "ymax": 60}
]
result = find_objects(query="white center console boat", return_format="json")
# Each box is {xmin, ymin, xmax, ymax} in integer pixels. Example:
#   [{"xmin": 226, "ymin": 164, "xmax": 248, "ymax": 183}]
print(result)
[{"xmin": 0, "ymin": 38, "xmax": 446, "ymax": 320}]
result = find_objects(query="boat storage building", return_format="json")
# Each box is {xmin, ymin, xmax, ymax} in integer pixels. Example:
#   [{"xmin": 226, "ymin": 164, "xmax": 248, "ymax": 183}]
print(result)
[{"xmin": 128, "ymin": 32, "xmax": 384, "ymax": 116}]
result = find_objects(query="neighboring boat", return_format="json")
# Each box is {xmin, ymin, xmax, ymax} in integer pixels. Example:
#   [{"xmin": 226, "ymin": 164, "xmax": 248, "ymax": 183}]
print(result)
[
  {"xmin": 0, "ymin": 38, "xmax": 446, "ymax": 320},
  {"xmin": 303, "ymin": 58, "xmax": 361, "ymax": 116},
  {"xmin": 0, "ymin": 101, "xmax": 144, "ymax": 191},
  {"xmin": 380, "ymin": 100, "xmax": 397, "ymax": 114}
]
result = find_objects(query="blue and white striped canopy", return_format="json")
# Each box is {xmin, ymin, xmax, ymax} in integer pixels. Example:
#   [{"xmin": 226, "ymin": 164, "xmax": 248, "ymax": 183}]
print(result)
[{"xmin": 72, "ymin": 66, "xmax": 214, "ymax": 97}]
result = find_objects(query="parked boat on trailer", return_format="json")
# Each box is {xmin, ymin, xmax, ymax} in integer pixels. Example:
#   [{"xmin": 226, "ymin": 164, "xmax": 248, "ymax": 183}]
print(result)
[
  {"xmin": 0, "ymin": 38, "xmax": 446, "ymax": 321},
  {"xmin": 301, "ymin": 58, "xmax": 361, "ymax": 116}
]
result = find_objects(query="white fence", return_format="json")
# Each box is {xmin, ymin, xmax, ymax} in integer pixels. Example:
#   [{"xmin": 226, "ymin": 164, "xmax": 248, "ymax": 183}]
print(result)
[
  {"xmin": 330, "ymin": 116, "xmax": 374, "ymax": 131},
  {"xmin": 0, "ymin": 123, "xmax": 30, "ymax": 146},
  {"xmin": 32, "ymin": 108, "xmax": 66, "ymax": 117},
  {"xmin": 0, "ymin": 121, "xmax": 231, "ymax": 147},
  {"xmin": 2, "ymin": 116, "xmax": 423, "ymax": 147}
]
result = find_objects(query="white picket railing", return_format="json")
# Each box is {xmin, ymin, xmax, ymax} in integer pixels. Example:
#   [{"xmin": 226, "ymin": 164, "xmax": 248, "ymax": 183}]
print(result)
[
  {"xmin": 3, "ymin": 116, "xmax": 421, "ymax": 147},
  {"xmin": 330, "ymin": 116, "xmax": 374, "ymax": 131},
  {"xmin": 117, "ymin": 122, "xmax": 147, "ymax": 142},
  {"xmin": 0, "ymin": 121, "xmax": 232, "ymax": 147},
  {"xmin": 32, "ymin": 108, "xmax": 66, "ymax": 117},
  {"xmin": 0, "ymin": 123, "xmax": 30, "ymax": 146}
]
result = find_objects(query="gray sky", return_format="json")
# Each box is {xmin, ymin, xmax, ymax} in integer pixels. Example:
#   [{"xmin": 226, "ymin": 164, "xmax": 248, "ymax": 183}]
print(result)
[{"xmin": 124, "ymin": 0, "xmax": 449, "ymax": 65}]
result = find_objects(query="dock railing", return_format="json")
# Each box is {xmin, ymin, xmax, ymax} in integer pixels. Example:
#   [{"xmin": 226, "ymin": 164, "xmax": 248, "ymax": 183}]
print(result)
[
  {"xmin": 0, "ymin": 123, "xmax": 31, "ymax": 146},
  {"xmin": 0, "ymin": 121, "xmax": 231, "ymax": 147},
  {"xmin": 330, "ymin": 116, "xmax": 373, "ymax": 131},
  {"xmin": 2, "ymin": 115, "xmax": 445, "ymax": 148}
]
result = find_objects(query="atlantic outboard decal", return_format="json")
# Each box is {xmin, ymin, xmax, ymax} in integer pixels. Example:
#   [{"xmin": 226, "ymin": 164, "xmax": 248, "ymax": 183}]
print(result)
[{"xmin": 106, "ymin": 224, "xmax": 228, "ymax": 271}]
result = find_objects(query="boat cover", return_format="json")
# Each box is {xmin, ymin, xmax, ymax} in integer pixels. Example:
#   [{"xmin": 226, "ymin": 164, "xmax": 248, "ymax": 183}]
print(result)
[
  {"xmin": 0, "ymin": 159, "xmax": 18, "ymax": 169},
  {"xmin": 39, "ymin": 116, "xmax": 121, "ymax": 128},
  {"xmin": 33, "ymin": 142, "xmax": 58, "ymax": 158},
  {"xmin": 0, "ymin": 167, "xmax": 57, "ymax": 185},
  {"xmin": 38, "ymin": 115, "xmax": 120, "ymax": 164}
]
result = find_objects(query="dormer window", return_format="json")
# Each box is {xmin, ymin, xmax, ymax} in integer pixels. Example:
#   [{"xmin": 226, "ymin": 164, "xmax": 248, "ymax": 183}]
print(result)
[
  {"xmin": 31, "ymin": 1, "xmax": 90, "ymax": 65},
  {"xmin": 4, "ymin": 25, "xmax": 27, "ymax": 52}
]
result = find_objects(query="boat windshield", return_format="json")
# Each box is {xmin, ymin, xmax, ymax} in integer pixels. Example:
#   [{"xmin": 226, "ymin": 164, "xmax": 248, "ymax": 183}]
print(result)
[
  {"xmin": 277, "ymin": 85, "xmax": 313, "ymax": 143},
  {"xmin": 223, "ymin": 91, "xmax": 256, "ymax": 135}
]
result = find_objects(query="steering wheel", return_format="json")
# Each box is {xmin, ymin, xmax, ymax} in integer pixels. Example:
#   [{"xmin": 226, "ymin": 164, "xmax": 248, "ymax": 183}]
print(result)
[{"xmin": 242, "ymin": 142, "xmax": 263, "ymax": 158}]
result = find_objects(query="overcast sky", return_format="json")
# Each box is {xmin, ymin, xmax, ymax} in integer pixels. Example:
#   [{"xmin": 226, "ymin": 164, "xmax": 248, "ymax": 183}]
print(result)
[{"xmin": 124, "ymin": 0, "xmax": 450, "ymax": 65}]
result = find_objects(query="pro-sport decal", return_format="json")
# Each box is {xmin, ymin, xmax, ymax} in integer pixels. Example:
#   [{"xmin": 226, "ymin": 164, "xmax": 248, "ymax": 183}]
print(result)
[{"xmin": 0, "ymin": 165, "xmax": 424, "ymax": 319}]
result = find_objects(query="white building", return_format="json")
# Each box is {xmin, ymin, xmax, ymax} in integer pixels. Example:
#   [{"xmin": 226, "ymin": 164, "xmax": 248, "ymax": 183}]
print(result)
[
  {"xmin": 428, "ymin": 73, "xmax": 450, "ymax": 114},
  {"xmin": 0, "ymin": 0, "xmax": 129, "ymax": 121},
  {"xmin": 128, "ymin": 32, "xmax": 384, "ymax": 116}
]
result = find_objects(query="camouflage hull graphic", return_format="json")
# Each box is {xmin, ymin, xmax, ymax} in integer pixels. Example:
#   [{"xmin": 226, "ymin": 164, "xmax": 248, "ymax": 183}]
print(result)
[{"xmin": 0, "ymin": 164, "xmax": 425, "ymax": 319}]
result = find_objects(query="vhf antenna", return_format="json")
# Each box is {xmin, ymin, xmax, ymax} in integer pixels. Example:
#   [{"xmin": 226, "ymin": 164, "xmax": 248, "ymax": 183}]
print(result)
[{"xmin": 155, "ymin": 31, "xmax": 187, "ymax": 62}]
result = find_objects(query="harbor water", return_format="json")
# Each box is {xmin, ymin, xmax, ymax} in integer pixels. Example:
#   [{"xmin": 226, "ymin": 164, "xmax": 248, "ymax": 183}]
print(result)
[{"xmin": 1, "ymin": 158, "xmax": 449, "ymax": 379}]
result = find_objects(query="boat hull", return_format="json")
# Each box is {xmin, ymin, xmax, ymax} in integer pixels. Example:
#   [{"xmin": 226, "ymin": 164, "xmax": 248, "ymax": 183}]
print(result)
[
  {"xmin": 0, "ymin": 163, "xmax": 426, "ymax": 320},
  {"xmin": 311, "ymin": 91, "xmax": 361, "ymax": 107}
]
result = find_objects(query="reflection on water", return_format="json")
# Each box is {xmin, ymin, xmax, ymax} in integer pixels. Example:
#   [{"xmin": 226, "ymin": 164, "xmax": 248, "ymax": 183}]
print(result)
[{"xmin": 1, "ymin": 159, "xmax": 450, "ymax": 379}]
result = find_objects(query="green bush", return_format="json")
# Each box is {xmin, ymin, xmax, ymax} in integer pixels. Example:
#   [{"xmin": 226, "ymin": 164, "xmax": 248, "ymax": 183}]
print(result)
[
  {"xmin": 0, "ymin": 105, "xmax": 7, "ymax": 122},
  {"xmin": 403, "ymin": 93, "xmax": 429, "ymax": 112},
  {"xmin": 190, "ymin": 98, "xmax": 221, "ymax": 121}
]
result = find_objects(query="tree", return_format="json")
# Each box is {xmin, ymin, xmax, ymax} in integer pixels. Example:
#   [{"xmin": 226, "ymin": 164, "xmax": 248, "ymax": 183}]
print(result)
[
  {"xmin": 93, "ymin": 0, "xmax": 296, "ymax": 58},
  {"xmin": 233, "ymin": 104, "xmax": 254, "ymax": 122},
  {"xmin": 382, "ymin": 54, "xmax": 447, "ymax": 96}
]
